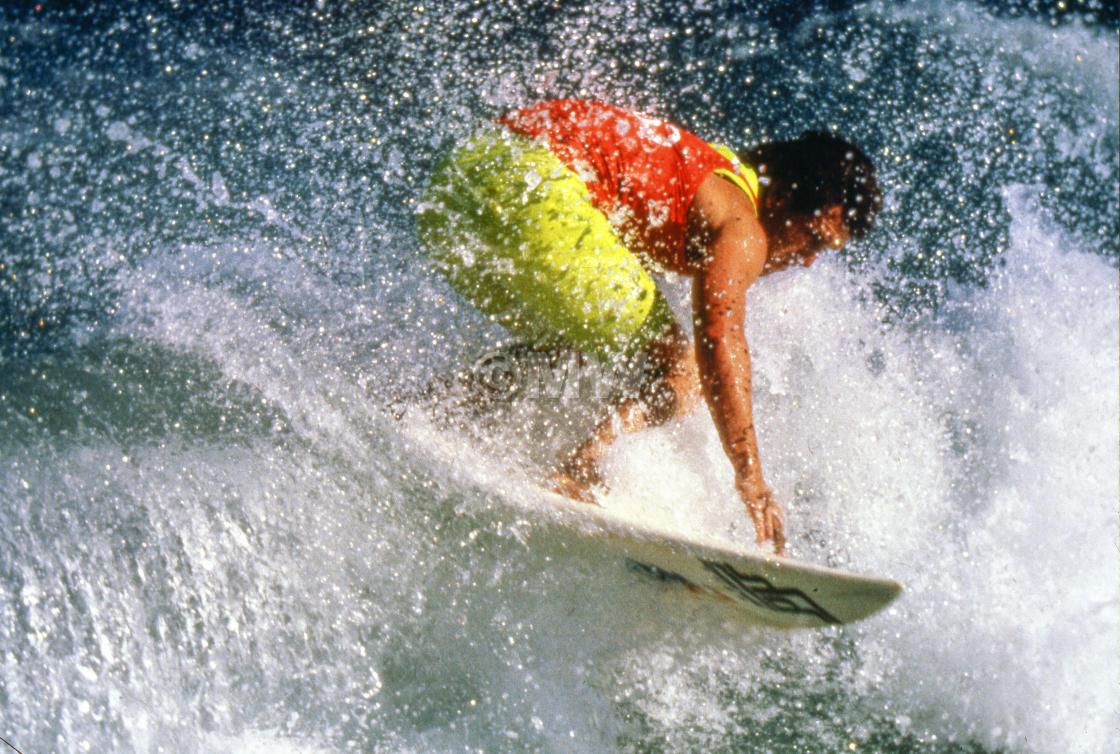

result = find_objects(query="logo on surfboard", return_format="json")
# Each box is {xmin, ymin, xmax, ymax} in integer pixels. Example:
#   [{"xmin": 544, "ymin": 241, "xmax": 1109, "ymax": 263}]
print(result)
[
  {"xmin": 626, "ymin": 558, "xmax": 840, "ymax": 625},
  {"xmin": 700, "ymin": 560, "xmax": 840, "ymax": 625}
]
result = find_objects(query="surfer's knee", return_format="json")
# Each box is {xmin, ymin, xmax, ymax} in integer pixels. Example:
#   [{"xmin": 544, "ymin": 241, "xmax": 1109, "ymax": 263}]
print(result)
[{"xmin": 634, "ymin": 366, "xmax": 696, "ymax": 427}]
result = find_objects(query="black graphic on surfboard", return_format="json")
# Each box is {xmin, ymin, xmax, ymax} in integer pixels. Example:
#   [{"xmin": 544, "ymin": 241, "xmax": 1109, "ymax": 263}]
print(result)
[{"xmin": 700, "ymin": 560, "xmax": 840, "ymax": 625}]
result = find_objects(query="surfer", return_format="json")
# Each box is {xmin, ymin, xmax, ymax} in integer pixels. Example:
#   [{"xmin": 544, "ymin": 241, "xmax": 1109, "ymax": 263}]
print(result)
[{"xmin": 418, "ymin": 99, "xmax": 881, "ymax": 554}]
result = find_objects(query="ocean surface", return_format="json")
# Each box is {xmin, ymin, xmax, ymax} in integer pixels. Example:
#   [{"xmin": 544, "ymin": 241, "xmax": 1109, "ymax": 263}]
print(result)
[{"xmin": 1, "ymin": 1, "xmax": 1117, "ymax": 752}]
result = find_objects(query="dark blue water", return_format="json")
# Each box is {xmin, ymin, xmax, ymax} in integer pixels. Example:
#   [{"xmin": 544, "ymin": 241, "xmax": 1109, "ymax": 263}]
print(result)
[{"xmin": 1, "ymin": 2, "xmax": 1117, "ymax": 752}]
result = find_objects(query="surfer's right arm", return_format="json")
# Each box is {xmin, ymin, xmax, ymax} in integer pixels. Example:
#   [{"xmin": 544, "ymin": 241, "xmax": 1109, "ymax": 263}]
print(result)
[{"xmin": 687, "ymin": 173, "xmax": 786, "ymax": 555}]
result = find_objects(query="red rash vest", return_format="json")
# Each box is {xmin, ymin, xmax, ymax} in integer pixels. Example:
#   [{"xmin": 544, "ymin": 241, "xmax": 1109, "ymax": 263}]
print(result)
[{"xmin": 496, "ymin": 99, "xmax": 743, "ymax": 274}]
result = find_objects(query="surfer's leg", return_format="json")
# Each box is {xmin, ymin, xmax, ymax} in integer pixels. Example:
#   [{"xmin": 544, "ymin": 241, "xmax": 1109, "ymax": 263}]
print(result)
[
  {"xmin": 634, "ymin": 317, "xmax": 702, "ymax": 425},
  {"xmin": 553, "ymin": 317, "xmax": 701, "ymax": 498}
]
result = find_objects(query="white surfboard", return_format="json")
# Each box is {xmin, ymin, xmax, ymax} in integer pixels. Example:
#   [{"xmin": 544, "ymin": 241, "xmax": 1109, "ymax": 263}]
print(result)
[
  {"xmin": 527, "ymin": 487, "xmax": 902, "ymax": 628},
  {"xmin": 402, "ymin": 418, "xmax": 900, "ymax": 628}
]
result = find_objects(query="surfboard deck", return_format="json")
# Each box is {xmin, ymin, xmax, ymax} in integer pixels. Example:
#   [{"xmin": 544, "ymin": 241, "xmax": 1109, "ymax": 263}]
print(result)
[{"xmin": 529, "ymin": 487, "xmax": 902, "ymax": 628}]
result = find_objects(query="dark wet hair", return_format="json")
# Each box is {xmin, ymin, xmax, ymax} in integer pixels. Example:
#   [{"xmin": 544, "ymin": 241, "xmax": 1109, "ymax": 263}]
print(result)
[{"xmin": 743, "ymin": 131, "xmax": 882, "ymax": 238}]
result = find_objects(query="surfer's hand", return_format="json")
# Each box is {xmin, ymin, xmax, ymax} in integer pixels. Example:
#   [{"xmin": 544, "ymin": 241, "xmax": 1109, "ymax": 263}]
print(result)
[{"xmin": 737, "ymin": 477, "xmax": 786, "ymax": 555}]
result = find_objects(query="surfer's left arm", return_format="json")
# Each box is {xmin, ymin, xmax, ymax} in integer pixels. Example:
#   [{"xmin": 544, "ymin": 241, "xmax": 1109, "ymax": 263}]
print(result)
[{"xmin": 687, "ymin": 174, "xmax": 786, "ymax": 554}]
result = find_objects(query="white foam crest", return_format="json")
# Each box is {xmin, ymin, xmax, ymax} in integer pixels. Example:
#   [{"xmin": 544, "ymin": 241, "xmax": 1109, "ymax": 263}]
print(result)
[
  {"xmin": 114, "ymin": 244, "xmax": 395, "ymax": 460},
  {"xmin": 882, "ymin": 187, "xmax": 1119, "ymax": 751}
]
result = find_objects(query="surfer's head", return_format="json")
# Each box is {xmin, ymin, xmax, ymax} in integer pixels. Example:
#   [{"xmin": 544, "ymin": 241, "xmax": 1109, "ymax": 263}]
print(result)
[
  {"xmin": 744, "ymin": 131, "xmax": 881, "ymax": 272},
  {"xmin": 745, "ymin": 131, "xmax": 881, "ymax": 238}
]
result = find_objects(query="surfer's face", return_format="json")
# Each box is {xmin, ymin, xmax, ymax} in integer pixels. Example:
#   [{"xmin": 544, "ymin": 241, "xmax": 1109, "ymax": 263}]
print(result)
[{"xmin": 763, "ymin": 204, "xmax": 850, "ymax": 274}]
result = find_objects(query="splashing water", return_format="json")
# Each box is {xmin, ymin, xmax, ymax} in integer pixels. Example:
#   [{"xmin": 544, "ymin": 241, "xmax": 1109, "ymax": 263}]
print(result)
[{"xmin": 1, "ymin": 1, "xmax": 1116, "ymax": 752}]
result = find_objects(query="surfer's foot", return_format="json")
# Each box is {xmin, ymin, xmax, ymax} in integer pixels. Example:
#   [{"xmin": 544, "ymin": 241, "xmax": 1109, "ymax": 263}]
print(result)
[
  {"xmin": 550, "ymin": 444, "xmax": 609, "ymax": 503},
  {"xmin": 548, "ymin": 465, "xmax": 602, "ymax": 505}
]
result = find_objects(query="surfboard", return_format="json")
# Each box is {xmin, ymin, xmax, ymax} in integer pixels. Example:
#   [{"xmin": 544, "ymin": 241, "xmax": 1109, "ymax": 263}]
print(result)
[
  {"xmin": 528, "ymin": 487, "xmax": 902, "ymax": 628},
  {"xmin": 401, "ymin": 419, "xmax": 900, "ymax": 628}
]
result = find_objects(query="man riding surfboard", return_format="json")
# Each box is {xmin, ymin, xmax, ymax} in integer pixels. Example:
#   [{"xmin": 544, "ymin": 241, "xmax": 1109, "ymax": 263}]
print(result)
[{"xmin": 418, "ymin": 99, "xmax": 881, "ymax": 555}]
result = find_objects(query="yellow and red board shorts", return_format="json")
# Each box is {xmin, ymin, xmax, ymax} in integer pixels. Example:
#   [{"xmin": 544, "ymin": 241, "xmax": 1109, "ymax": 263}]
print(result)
[{"xmin": 417, "ymin": 128, "xmax": 673, "ymax": 358}]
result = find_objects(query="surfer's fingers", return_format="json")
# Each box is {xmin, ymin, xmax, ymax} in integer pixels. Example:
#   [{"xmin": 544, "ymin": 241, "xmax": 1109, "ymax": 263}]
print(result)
[
  {"xmin": 746, "ymin": 493, "xmax": 777, "ymax": 545},
  {"xmin": 748, "ymin": 505, "xmax": 767, "ymax": 544},
  {"xmin": 753, "ymin": 495, "xmax": 785, "ymax": 554},
  {"xmin": 770, "ymin": 509, "xmax": 786, "ymax": 556}
]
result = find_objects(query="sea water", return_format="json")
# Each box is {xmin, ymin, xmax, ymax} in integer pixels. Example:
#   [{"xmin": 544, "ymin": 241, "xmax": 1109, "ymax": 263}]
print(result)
[{"xmin": 0, "ymin": 1, "xmax": 1116, "ymax": 752}]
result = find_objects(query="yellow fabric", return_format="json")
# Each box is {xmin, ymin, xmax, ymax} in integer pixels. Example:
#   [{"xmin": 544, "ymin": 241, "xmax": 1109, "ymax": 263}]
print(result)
[
  {"xmin": 709, "ymin": 143, "xmax": 760, "ymax": 213},
  {"xmin": 417, "ymin": 129, "xmax": 673, "ymax": 358}
]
